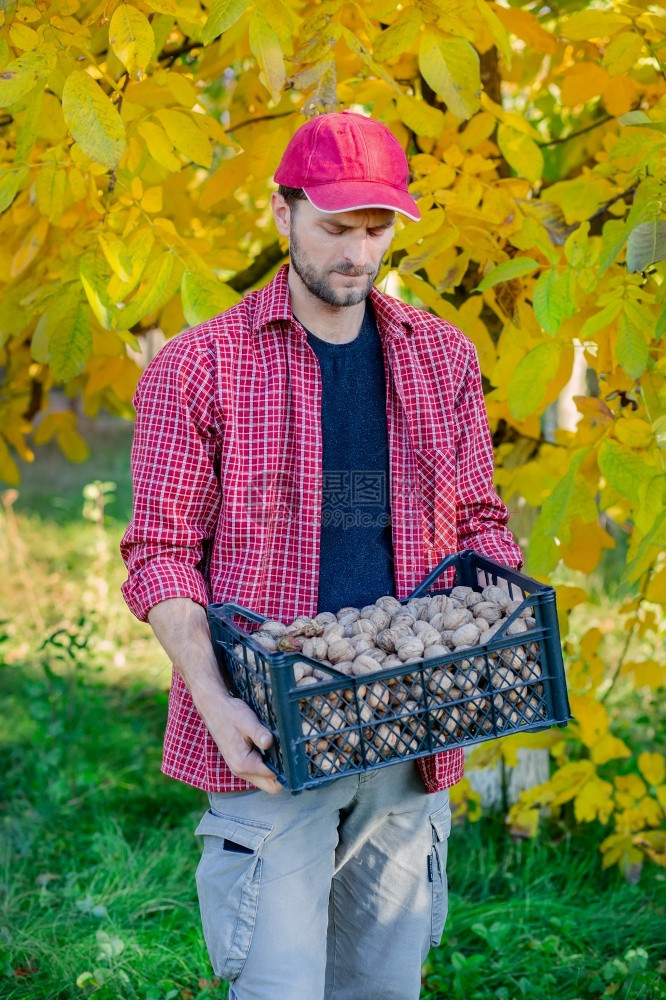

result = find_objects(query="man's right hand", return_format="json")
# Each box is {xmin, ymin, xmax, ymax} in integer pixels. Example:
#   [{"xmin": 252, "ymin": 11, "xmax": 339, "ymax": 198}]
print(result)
[
  {"xmin": 147, "ymin": 597, "xmax": 283, "ymax": 795},
  {"xmin": 204, "ymin": 692, "xmax": 283, "ymax": 795}
]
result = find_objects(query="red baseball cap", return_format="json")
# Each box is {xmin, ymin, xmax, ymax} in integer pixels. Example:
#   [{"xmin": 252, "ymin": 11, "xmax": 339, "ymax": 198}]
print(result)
[{"xmin": 274, "ymin": 110, "xmax": 421, "ymax": 221}]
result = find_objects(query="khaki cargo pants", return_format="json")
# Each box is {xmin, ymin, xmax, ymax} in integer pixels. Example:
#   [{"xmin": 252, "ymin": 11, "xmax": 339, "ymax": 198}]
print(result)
[{"xmin": 194, "ymin": 760, "xmax": 451, "ymax": 1000}]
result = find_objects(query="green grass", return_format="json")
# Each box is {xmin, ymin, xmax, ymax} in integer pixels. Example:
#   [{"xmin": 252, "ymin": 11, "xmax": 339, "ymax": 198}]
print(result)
[{"xmin": 1, "ymin": 416, "xmax": 665, "ymax": 1000}]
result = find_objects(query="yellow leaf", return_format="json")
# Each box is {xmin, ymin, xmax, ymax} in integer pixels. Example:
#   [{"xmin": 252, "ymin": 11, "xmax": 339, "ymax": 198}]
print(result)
[
  {"xmin": 249, "ymin": 8, "xmax": 285, "ymax": 104},
  {"xmin": 614, "ymin": 417, "xmax": 654, "ymax": 449},
  {"xmin": 109, "ymin": 4, "xmax": 155, "ymax": 78},
  {"xmin": 614, "ymin": 773, "xmax": 647, "ymax": 808},
  {"xmin": 638, "ymin": 752, "xmax": 665, "ymax": 787},
  {"xmin": 116, "ymin": 251, "xmax": 175, "ymax": 330},
  {"xmin": 602, "ymin": 75, "xmax": 639, "ymax": 117},
  {"xmin": 165, "ymin": 71, "xmax": 198, "ymax": 107},
  {"xmin": 9, "ymin": 22, "xmax": 39, "ymax": 51},
  {"xmin": 181, "ymin": 270, "xmax": 240, "ymax": 325},
  {"xmin": 560, "ymin": 519, "xmax": 614, "ymax": 574},
  {"xmin": 11, "ymin": 216, "xmax": 49, "ymax": 279},
  {"xmin": 573, "ymin": 774, "xmax": 613, "ymax": 823},
  {"xmin": 202, "ymin": 0, "xmax": 248, "ymax": 45},
  {"xmin": 590, "ymin": 733, "xmax": 631, "ymax": 766},
  {"xmin": 35, "ymin": 162, "xmax": 68, "ymax": 223},
  {"xmin": 508, "ymin": 341, "xmax": 561, "ymax": 420},
  {"xmin": 372, "ymin": 9, "xmax": 422, "ymax": 63},
  {"xmin": 0, "ymin": 437, "xmax": 20, "ymax": 486},
  {"xmin": 560, "ymin": 63, "xmax": 609, "ymax": 107},
  {"xmin": 0, "ymin": 46, "xmax": 56, "ymax": 107},
  {"xmin": 418, "ymin": 29, "xmax": 480, "ymax": 121},
  {"xmin": 570, "ymin": 694, "xmax": 609, "ymax": 747},
  {"xmin": 602, "ymin": 32, "xmax": 645, "ymax": 77},
  {"xmin": 543, "ymin": 175, "xmax": 615, "ymax": 226},
  {"xmin": 491, "ymin": 3, "xmax": 557, "ymax": 55},
  {"xmin": 496, "ymin": 123, "xmax": 543, "ymax": 183},
  {"xmin": 396, "ymin": 94, "xmax": 445, "ymax": 139},
  {"xmin": 62, "ymin": 70, "xmax": 126, "ymax": 170},
  {"xmin": 480, "ymin": 92, "xmax": 542, "ymax": 141},
  {"xmin": 634, "ymin": 830, "xmax": 666, "ymax": 868},
  {"xmin": 154, "ymin": 109, "xmax": 212, "ymax": 167},
  {"xmin": 459, "ymin": 111, "xmax": 495, "ymax": 150},
  {"xmin": 98, "ymin": 232, "xmax": 133, "ymax": 283},
  {"xmin": 560, "ymin": 10, "xmax": 631, "ymax": 41},
  {"xmin": 141, "ymin": 186, "xmax": 162, "ymax": 212},
  {"xmin": 392, "ymin": 209, "xmax": 445, "ymax": 251},
  {"xmin": 645, "ymin": 568, "xmax": 666, "ymax": 606},
  {"xmin": 137, "ymin": 121, "xmax": 181, "ymax": 172},
  {"xmin": 79, "ymin": 252, "xmax": 113, "ymax": 330}
]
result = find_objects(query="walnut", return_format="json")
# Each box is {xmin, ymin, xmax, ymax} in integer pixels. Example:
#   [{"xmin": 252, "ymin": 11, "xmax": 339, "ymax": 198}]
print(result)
[
  {"xmin": 337, "ymin": 607, "xmax": 360, "ymax": 627},
  {"xmin": 450, "ymin": 586, "xmax": 474, "ymax": 601},
  {"xmin": 350, "ymin": 635, "xmax": 373, "ymax": 655},
  {"xmin": 427, "ymin": 668, "xmax": 456, "ymax": 696},
  {"xmin": 391, "ymin": 611, "xmax": 415, "ymax": 630},
  {"xmin": 314, "ymin": 611, "xmax": 337, "ymax": 626},
  {"xmin": 423, "ymin": 642, "xmax": 449, "ymax": 661},
  {"xmin": 301, "ymin": 637, "xmax": 328, "ymax": 660},
  {"xmin": 383, "ymin": 654, "xmax": 403, "ymax": 668},
  {"xmin": 322, "ymin": 622, "xmax": 345, "ymax": 642},
  {"xmin": 259, "ymin": 620, "xmax": 287, "ymax": 638},
  {"xmin": 465, "ymin": 592, "xmax": 484, "ymax": 608},
  {"xmin": 350, "ymin": 618, "xmax": 379, "ymax": 639},
  {"xmin": 481, "ymin": 584, "xmax": 512, "ymax": 609},
  {"xmin": 375, "ymin": 595, "xmax": 402, "ymax": 615},
  {"xmin": 473, "ymin": 602, "xmax": 503, "ymax": 623},
  {"xmin": 327, "ymin": 639, "xmax": 356, "ymax": 664},
  {"xmin": 332, "ymin": 660, "xmax": 354, "ymax": 676},
  {"xmin": 364, "ymin": 682, "xmax": 390, "ymax": 713},
  {"xmin": 252, "ymin": 631, "xmax": 278, "ymax": 652},
  {"xmin": 365, "ymin": 648, "xmax": 387, "ymax": 664},
  {"xmin": 395, "ymin": 635, "xmax": 425, "ymax": 661},
  {"xmin": 351, "ymin": 654, "xmax": 382, "ymax": 676},
  {"xmin": 451, "ymin": 622, "xmax": 480, "ymax": 647},
  {"xmin": 440, "ymin": 607, "xmax": 472, "ymax": 630},
  {"xmin": 506, "ymin": 618, "xmax": 528, "ymax": 636},
  {"xmin": 375, "ymin": 628, "xmax": 400, "ymax": 653}
]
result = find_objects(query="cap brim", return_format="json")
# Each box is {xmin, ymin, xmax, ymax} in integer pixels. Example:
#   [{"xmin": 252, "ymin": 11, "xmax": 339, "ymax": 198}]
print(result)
[{"xmin": 303, "ymin": 181, "xmax": 421, "ymax": 222}]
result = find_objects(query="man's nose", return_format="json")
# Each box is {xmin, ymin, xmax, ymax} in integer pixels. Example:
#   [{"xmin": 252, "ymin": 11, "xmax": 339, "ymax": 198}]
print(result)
[{"xmin": 342, "ymin": 233, "xmax": 371, "ymax": 268}]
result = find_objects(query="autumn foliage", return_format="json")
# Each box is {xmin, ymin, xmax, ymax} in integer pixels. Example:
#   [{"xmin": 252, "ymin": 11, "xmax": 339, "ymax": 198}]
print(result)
[{"xmin": 0, "ymin": 0, "xmax": 664, "ymax": 872}]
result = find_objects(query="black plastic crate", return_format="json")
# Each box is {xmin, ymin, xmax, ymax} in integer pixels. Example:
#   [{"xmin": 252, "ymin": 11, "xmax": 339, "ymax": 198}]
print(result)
[{"xmin": 207, "ymin": 550, "xmax": 571, "ymax": 793}]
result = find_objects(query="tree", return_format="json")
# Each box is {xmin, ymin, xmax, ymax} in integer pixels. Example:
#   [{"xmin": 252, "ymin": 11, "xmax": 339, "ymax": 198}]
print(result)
[{"xmin": 1, "ymin": 0, "xmax": 664, "ymax": 871}]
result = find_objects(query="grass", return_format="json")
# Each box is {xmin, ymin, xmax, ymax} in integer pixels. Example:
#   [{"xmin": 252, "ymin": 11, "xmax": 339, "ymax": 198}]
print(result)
[{"xmin": 1, "ymin": 416, "xmax": 665, "ymax": 1000}]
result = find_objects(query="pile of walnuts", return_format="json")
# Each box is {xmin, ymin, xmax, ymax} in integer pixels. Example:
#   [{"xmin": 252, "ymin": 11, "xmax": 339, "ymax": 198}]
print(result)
[{"xmin": 233, "ymin": 585, "xmax": 546, "ymax": 776}]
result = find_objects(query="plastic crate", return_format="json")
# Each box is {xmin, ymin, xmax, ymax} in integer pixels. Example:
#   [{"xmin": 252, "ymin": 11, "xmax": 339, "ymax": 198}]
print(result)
[{"xmin": 206, "ymin": 550, "xmax": 571, "ymax": 793}]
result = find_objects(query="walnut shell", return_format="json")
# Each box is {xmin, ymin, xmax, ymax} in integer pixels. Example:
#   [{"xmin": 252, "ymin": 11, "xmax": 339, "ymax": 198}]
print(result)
[
  {"xmin": 465, "ymin": 592, "xmax": 484, "ymax": 608},
  {"xmin": 322, "ymin": 622, "xmax": 345, "ymax": 642},
  {"xmin": 451, "ymin": 622, "xmax": 480, "ymax": 647},
  {"xmin": 375, "ymin": 595, "xmax": 403, "ymax": 615},
  {"xmin": 375, "ymin": 627, "xmax": 400, "ymax": 653},
  {"xmin": 350, "ymin": 635, "xmax": 373, "ymax": 654},
  {"xmin": 364, "ymin": 681, "xmax": 390, "ymax": 713},
  {"xmin": 413, "ymin": 623, "xmax": 441, "ymax": 647},
  {"xmin": 260, "ymin": 620, "xmax": 287, "ymax": 638},
  {"xmin": 301, "ymin": 637, "xmax": 328, "ymax": 660},
  {"xmin": 351, "ymin": 654, "xmax": 381, "ymax": 676},
  {"xmin": 506, "ymin": 618, "xmax": 528, "ymax": 636},
  {"xmin": 365, "ymin": 648, "xmax": 387, "ymax": 663},
  {"xmin": 314, "ymin": 611, "xmax": 337, "ymax": 626},
  {"xmin": 350, "ymin": 618, "xmax": 379, "ymax": 639},
  {"xmin": 424, "ymin": 642, "xmax": 449, "ymax": 661},
  {"xmin": 383, "ymin": 654, "xmax": 403, "ymax": 668},
  {"xmin": 327, "ymin": 639, "xmax": 356, "ymax": 664},
  {"xmin": 481, "ymin": 584, "xmax": 512, "ymax": 609},
  {"xmin": 337, "ymin": 607, "xmax": 360, "ymax": 625},
  {"xmin": 440, "ymin": 607, "xmax": 472, "ymax": 630},
  {"xmin": 395, "ymin": 635, "xmax": 425, "ymax": 661},
  {"xmin": 473, "ymin": 602, "xmax": 503, "ymax": 623}
]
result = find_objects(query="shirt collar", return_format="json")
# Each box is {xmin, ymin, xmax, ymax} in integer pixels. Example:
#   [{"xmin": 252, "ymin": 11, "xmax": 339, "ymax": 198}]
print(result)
[{"xmin": 253, "ymin": 264, "xmax": 414, "ymax": 338}]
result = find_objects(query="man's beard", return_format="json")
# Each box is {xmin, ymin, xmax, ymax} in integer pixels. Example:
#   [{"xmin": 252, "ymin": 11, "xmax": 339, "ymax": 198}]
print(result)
[{"xmin": 289, "ymin": 225, "xmax": 379, "ymax": 307}]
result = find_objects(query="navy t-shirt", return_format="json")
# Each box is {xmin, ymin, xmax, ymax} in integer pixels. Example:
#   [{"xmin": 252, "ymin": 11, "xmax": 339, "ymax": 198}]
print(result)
[{"xmin": 305, "ymin": 303, "xmax": 395, "ymax": 614}]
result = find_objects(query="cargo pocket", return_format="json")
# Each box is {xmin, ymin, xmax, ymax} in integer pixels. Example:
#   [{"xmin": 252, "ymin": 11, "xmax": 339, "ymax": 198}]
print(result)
[
  {"xmin": 428, "ymin": 799, "xmax": 451, "ymax": 947},
  {"xmin": 194, "ymin": 809, "xmax": 272, "ymax": 981}
]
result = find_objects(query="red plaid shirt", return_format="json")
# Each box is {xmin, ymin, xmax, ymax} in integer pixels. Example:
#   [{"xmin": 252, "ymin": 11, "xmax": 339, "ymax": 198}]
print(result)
[{"xmin": 121, "ymin": 265, "xmax": 523, "ymax": 793}]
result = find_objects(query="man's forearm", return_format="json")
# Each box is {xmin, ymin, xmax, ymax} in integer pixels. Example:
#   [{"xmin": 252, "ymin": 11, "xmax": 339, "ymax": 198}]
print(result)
[{"xmin": 147, "ymin": 597, "xmax": 282, "ymax": 794}]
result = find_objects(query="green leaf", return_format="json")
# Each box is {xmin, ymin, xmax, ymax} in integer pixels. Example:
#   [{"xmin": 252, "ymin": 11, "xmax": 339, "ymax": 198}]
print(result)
[
  {"xmin": 116, "ymin": 252, "xmax": 175, "ymax": 330},
  {"xmin": 249, "ymin": 9, "xmax": 285, "ymax": 104},
  {"xmin": 536, "ymin": 448, "xmax": 593, "ymax": 536},
  {"xmin": 579, "ymin": 299, "xmax": 623, "ymax": 341},
  {"xmin": 202, "ymin": 0, "xmax": 248, "ymax": 44},
  {"xmin": 79, "ymin": 252, "xmax": 114, "ymax": 329},
  {"xmin": 508, "ymin": 341, "xmax": 561, "ymax": 420},
  {"xmin": 0, "ymin": 164, "xmax": 29, "ymax": 214},
  {"xmin": 50, "ymin": 304, "xmax": 92, "ymax": 382},
  {"xmin": 476, "ymin": 257, "xmax": 539, "ymax": 291},
  {"xmin": 532, "ymin": 268, "xmax": 573, "ymax": 336},
  {"xmin": 616, "ymin": 307, "xmax": 648, "ymax": 378},
  {"xmin": 598, "ymin": 439, "xmax": 655, "ymax": 503},
  {"xmin": 373, "ymin": 9, "xmax": 422, "ymax": 63},
  {"xmin": 418, "ymin": 31, "xmax": 480, "ymax": 121},
  {"xmin": 181, "ymin": 271, "xmax": 240, "ymax": 326},
  {"xmin": 618, "ymin": 110, "xmax": 666, "ymax": 132},
  {"xmin": 626, "ymin": 221, "xmax": 666, "ymax": 273},
  {"xmin": 655, "ymin": 302, "xmax": 666, "ymax": 342},
  {"xmin": 62, "ymin": 70, "xmax": 126, "ymax": 170},
  {"xmin": 0, "ymin": 47, "xmax": 56, "ymax": 107}
]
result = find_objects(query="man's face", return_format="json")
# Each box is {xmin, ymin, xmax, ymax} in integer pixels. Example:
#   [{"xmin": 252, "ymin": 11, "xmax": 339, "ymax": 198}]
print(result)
[{"xmin": 273, "ymin": 195, "xmax": 395, "ymax": 308}]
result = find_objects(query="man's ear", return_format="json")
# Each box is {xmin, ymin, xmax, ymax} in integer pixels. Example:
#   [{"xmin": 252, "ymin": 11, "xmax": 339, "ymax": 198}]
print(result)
[{"xmin": 271, "ymin": 191, "xmax": 291, "ymax": 238}]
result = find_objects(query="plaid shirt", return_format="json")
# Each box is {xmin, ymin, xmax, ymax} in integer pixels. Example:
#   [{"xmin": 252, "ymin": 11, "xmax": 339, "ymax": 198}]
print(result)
[{"xmin": 121, "ymin": 265, "xmax": 523, "ymax": 793}]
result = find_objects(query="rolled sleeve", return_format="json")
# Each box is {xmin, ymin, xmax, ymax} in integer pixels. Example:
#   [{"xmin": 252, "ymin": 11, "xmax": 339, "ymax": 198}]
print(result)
[
  {"xmin": 120, "ymin": 336, "xmax": 222, "ymax": 622},
  {"xmin": 455, "ymin": 343, "xmax": 523, "ymax": 570}
]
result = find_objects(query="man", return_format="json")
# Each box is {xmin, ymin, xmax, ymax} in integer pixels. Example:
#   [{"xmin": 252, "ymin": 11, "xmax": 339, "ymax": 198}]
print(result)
[{"xmin": 121, "ymin": 110, "xmax": 523, "ymax": 1000}]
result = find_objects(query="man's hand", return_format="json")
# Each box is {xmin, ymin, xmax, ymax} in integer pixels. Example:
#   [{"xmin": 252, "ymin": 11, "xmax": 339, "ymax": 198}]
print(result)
[{"xmin": 147, "ymin": 598, "xmax": 282, "ymax": 795}]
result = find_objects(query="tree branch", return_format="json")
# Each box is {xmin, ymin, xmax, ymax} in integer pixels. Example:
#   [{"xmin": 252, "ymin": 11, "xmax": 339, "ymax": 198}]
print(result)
[
  {"xmin": 227, "ymin": 241, "xmax": 287, "ymax": 292},
  {"xmin": 538, "ymin": 116, "xmax": 613, "ymax": 148}
]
